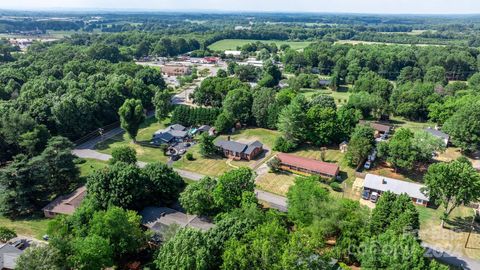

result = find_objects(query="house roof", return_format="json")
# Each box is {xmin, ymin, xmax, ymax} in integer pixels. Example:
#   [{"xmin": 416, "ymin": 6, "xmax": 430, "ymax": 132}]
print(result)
[
  {"xmin": 215, "ymin": 140, "xmax": 248, "ymax": 153},
  {"xmin": 42, "ymin": 186, "xmax": 86, "ymax": 215},
  {"xmin": 363, "ymin": 174, "xmax": 429, "ymax": 201},
  {"xmin": 198, "ymin": 125, "xmax": 212, "ymax": 132},
  {"xmin": 0, "ymin": 244, "xmax": 23, "ymax": 270},
  {"xmin": 153, "ymin": 131, "xmax": 174, "ymax": 143},
  {"xmin": 360, "ymin": 121, "xmax": 392, "ymax": 133},
  {"xmin": 140, "ymin": 207, "xmax": 214, "ymax": 232},
  {"xmin": 169, "ymin": 124, "xmax": 186, "ymax": 131},
  {"xmin": 277, "ymin": 153, "xmax": 340, "ymax": 176},
  {"xmin": 244, "ymin": 141, "xmax": 263, "ymax": 155},
  {"xmin": 168, "ymin": 130, "xmax": 188, "ymax": 138},
  {"xmin": 424, "ymin": 128, "xmax": 449, "ymax": 140}
]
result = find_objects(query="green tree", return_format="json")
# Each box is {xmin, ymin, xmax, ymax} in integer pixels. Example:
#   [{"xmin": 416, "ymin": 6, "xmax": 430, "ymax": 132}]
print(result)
[
  {"xmin": 309, "ymin": 94, "xmax": 336, "ymax": 110},
  {"xmin": 213, "ymin": 168, "xmax": 255, "ymax": 212},
  {"xmin": 468, "ymin": 72, "xmax": 480, "ymax": 89},
  {"xmin": 155, "ymin": 228, "xmax": 210, "ymax": 270},
  {"xmin": 222, "ymin": 88, "xmax": 253, "ymax": 124},
  {"xmin": 118, "ymin": 99, "xmax": 145, "ymax": 143},
  {"xmin": 306, "ymin": 106, "xmax": 337, "ymax": 146},
  {"xmin": 142, "ymin": 162, "xmax": 185, "ymax": 205},
  {"xmin": 180, "ymin": 177, "xmax": 218, "ymax": 216},
  {"xmin": 443, "ymin": 100, "xmax": 480, "ymax": 152},
  {"xmin": 424, "ymin": 66, "xmax": 447, "ymax": 85},
  {"xmin": 423, "ymin": 157, "xmax": 480, "ymax": 227},
  {"xmin": 214, "ymin": 112, "xmax": 234, "ymax": 134},
  {"xmin": 199, "ymin": 133, "xmax": 217, "ymax": 157},
  {"xmin": 69, "ymin": 235, "xmax": 114, "ymax": 270},
  {"xmin": 277, "ymin": 95, "xmax": 308, "ymax": 145},
  {"xmin": 345, "ymin": 125, "xmax": 375, "ymax": 167},
  {"xmin": 88, "ymin": 207, "xmax": 146, "ymax": 257},
  {"xmin": 0, "ymin": 226, "xmax": 16, "ymax": 242},
  {"xmin": 252, "ymin": 88, "xmax": 279, "ymax": 128},
  {"xmin": 18, "ymin": 124, "xmax": 50, "ymax": 156},
  {"xmin": 153, "ymin": 89, "xmax": 172, "ymax": 122},
  {"xmin": 15, "ymin": 245, "xmax": 65, "ymax": 270},
  {"xmin": 379, "ymin": 128, "xmax": 417, "ymax": 171},
  {"xmin": 267, "ymin": 157, "xmax": 281, "ymax": 172},
  {"xmin": 110, "ymin": 145, "xmax": 137, "ymax": 165}
]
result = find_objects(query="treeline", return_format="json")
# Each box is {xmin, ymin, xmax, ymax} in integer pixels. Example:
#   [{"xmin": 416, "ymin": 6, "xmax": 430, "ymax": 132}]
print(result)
[
  {"xmin": 170, "ymin": 106, "xmax": 221, "ymax": 127},
  {"xmin": 0, "ymin": 19, "xmax": 84, "ymax": 33}
]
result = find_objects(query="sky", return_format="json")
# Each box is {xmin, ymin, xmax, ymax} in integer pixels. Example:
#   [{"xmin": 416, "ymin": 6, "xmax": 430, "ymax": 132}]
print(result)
[{"xmin": 2, "ymin": 0, "xmax": 480, "ymax": 14}]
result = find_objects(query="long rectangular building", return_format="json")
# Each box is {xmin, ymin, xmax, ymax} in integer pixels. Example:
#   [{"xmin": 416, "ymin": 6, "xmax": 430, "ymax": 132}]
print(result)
[{"xmin": 277, "ymin": 153, "xmax": 339, "ymax": 179}]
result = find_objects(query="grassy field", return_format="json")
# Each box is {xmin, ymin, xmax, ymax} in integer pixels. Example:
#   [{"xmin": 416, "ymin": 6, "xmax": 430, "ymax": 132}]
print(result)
[
  {"xmin": 389, "ymin": 116, "xmax": 435, "ymax": 131},
  {"xmin": 417, "ymin": 205, "xmax": 480, "ymax": 260},
  {"xmin": 219, "ymin": 128, "xmax": 281, "ymax": 149},
  {"xmin": 96, "ymin": 117, "xmax": 169, "ymax": 164},
  {"xmin": 299, "ymin": 88, "xmax": 351, "ymax": 105},
  {"xmin": 0, "ymin": 216, "xmax": 50, "ymax": 239},
  {"xmin": 78, "ymin": 158, "xmax": 108, "ymax": 177},
  {"xmin": 335, "ymin": 40, "xmax": 446, "ymax": 47},
  {"xmin": 208, "ymin": 39, "xmax": 313, "ymax": 51}
]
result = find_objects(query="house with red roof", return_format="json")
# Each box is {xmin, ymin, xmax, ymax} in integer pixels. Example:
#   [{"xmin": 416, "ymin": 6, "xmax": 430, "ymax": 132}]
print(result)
[{"xmin": 276, "ymin": 153, "xmax": 340, "ymax": 179}]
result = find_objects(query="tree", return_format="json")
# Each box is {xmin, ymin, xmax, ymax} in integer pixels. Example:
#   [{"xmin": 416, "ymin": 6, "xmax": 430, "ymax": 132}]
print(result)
[
  {"xmin": 468, "ymin": 72, "xmax": 480, "ymax": 89},
  {"xmin": 142, "ymin": 162, "xmax": 185, "ymax": 205},
  {"xmin": 180, "ymin": 177, "xmax": 218, "ymax": 216},
  {"xmin": 306, "ymin": 106, "xmax": 337, "ymax": 146},
  {"xmin": 309, "ymin": 94, "xmax": 336, "ymax": 110},
  {"xmin": 345, "ymin": 125, "xmax": 375, "ymax": 167},
  {"xmin": 88, "ymin": 207, "xmax": 146, "ymax": 256},
  {"xmin": 273, "ymin": 136, "xmax": 297, "ymax": 153},
  {"xmin": 153, "ymin": 89, "xmax": 172, "ymax": 122},
  {"xmin": 353, "ymin": 71, "xmax": 394, "ymax": 101},
  {"xmin": 411, "ymin": 130, "xmax": 446, "ymax": 162},
  {"xmin": 267, "ymin": 157, "xmax": 281, "ymax": 172},
  {"xmin": 252, "ymin": 88, "xmax": 279, "ymax": 129},
  {"xmin": 287, "ymin": 176, "xmax": 330, "ymax": 226},
  {"xmin": 221, "ymin": 88, "xmax": 253, "ymax": 124},
  {"xmin": 277, "ymin": 95, "xmax": 308, "ymax": 145},
  {"xmin": 18, "ymin": 124, "xmax": 50, "ymax": 156},
  {"xmin": 369, "ymin": 192, "xmax": 420, "ymax": 236},
  {"xmin": 217, "ymin": 69, "xmax": 227, "ymax": 78},
  {"xmin": 423, "ymin": 157, "xmax": 480, "ymax": 227},
  {"xmin": 0, "ymin": 226, "xmax": 16, "ymax": 242},
  {"xmin": 118, "ymin": 99, "xmax": 145, "ymax": 143},
  {"xmin": 69, "ymin": 235, "xmax": 114, "ymax": 270},
  {"xmin": 15, "ymin": 245, "xmax": 65, "ymax": 270},
  {"xmin": 213, "ymin": 168, "xmax": 255, "ymax": 212},
  {"xmin": 443, "ymin": 100, "xmax": 480, "ymax": 152},
  {"xmin": 199, "ymin": 133, "xmax": 217, "ymax": 157},
  {"xmin": 110, "ymin": 145, "xmax": 137, "ymax": 165},
  {"xmin": 214, "ymin": 112, "xmax": 234, "ymax": 134},
  {"xmin": 86, "ymin": 162, "xmax": 145, "ymax": 210},
  {"xmin": 155, "ymin": 228, "xmax": 210, "ymax": 270},
  {"xmin": 424, "ymin": 66, "xmax": 447, "ymax": 85},
  {"xmin": 379, "ymin": 128, "xmax": 417, "ymax": 171},
  {"xmin": 359, "ymin": 230, "xmax": 430, "ymax": 270}
]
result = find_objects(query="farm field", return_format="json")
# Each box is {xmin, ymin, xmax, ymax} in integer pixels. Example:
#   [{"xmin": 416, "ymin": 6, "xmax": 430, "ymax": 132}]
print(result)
[
  {"xmin": 95, "ymin": 117, "xmax": 170, "ymax": 164},
  {"xmin": 208, "ymin": 39, "xmax": 313, "ymax": 51}
]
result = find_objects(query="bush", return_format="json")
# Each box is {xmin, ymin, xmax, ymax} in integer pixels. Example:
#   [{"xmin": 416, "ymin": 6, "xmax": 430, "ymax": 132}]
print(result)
[
  {"xmin": 330, "ymin": 182, "xmax": 342, "ymax": 192},
  {"xmin": 267, "ymin": 157, "xmax": 281, "ymax": 172},
  {"xmin": 186, "ymin": 153, "xmax": 194, "ymax": 161},
  {"xmin": 110, "ymin": 146, "xmax": 137, "ymax": 165},
  {"xmin": 273, "ymin": 137, "xmax": 297, "ymax": 153},
  {"xmin": 0, "ymin": 226, "xmax": 17, "ymax": 242}
]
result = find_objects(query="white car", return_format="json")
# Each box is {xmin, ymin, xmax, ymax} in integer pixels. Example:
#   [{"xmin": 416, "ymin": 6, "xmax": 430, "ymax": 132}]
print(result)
[{"xmin": 364, "ymin": 161, "xmax": 371, "ymax": 169}]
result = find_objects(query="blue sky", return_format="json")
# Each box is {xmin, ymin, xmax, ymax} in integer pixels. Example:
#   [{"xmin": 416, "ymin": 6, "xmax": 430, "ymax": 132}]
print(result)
[{"xmin": 2, "ymin": 0, "xmax": 480, "ymax": 14}]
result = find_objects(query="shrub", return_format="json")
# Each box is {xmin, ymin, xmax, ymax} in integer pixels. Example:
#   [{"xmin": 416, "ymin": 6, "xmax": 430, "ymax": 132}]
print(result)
[
  {"xmin": 273, "ymin": 137, "xmax": 297, "ymax": 153},
  {"xmin": 330, "ymin": 182, "xmax": 342, "ymax": 192},
  {"xmin": 267, "ymin": 157, "xmax": 281, "ymax": 172},
  {"xmin": 186, "ymin": 153, "xmax": 194, "ymax": 161},
  {"xmin": 0, "ymin": 226, "xmax": 16, "ymax": 242}
]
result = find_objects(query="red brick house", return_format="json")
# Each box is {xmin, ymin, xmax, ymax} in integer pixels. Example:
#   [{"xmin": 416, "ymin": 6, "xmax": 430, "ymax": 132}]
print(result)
[
  {"xmin": 215, "ymin": 140, "xmax": 263, "ymax": 161},
  {"xmin": 277, "ymin": 153, "xmax": 340, "ymax": 179}
]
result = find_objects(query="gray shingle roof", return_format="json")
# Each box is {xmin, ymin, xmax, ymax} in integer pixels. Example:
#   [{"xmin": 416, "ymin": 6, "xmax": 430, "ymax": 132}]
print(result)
[
  {"xmin": 424, "ymin": 128, "xmax": 449, "ymax": 140},
  {"xmin": 153, "ymin": 132, "xmax": 174, "ymax": 143},
  {"xmin": 0, "ymin": 244, "xmax": 23, "ymax": 270},
  {"xmin": 364, "ymin": 174, "xmax": 429, "ymax": 201},
  {"xmin": 169, "ymin": 124, "xmax": 186, "ymax": 131},
  {"xmin": 215, "ymin": 140, "xmax": 248, "ymax": 153},
  {"xmin": 244, "ymin": 141, "xmax": 263, "ymax": 155},
  {"xmin": 140, "ymin": 207, "xmax": 214, "ymax": 232}
]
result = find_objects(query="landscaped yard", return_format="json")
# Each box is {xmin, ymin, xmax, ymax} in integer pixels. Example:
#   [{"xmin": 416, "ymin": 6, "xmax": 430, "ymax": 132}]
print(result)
[
  {"xmin": 78, "ymin": 158, "xmax": 108, "ymax": 177},
  {"xmin": 174, "ymin": 128, "xmax": 279, "ymax": 177},
  {"xmin": 299, "ymin": 88, "xmax": 351, "ymax": 106},
  {"xmin": 96, "ymin": 117, "xmax": 170, "ymax": 164},
  {"xmin": 207, "ymin": 39, "xmax": 313, "ymax": 51},
  {"xmin": 389, "ymin": 116, "xmax": 435, "ymax": 131},
  {"xmin": 0, "ymin": 216, "xmax": 50, "ymax": 239},
  {"xmin": 417, "ymin": 205, "xmax": 480, "ymax": 260}
]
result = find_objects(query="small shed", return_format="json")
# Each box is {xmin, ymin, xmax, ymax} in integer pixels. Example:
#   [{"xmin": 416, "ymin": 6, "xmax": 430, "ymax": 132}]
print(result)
[{"xmin": 339, "ymin": 141, "xmax": 348, "ymax": 153}]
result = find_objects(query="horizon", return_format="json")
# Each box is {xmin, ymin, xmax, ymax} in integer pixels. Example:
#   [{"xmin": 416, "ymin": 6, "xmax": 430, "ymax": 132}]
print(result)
[{"xmin": 1, "ymin": 0, "xmax": 480, "ymax": 15}]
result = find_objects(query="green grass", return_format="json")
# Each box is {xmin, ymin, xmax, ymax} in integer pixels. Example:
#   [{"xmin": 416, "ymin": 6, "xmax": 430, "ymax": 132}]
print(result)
[
  {"xmin": 0, "ymin": 216, "xmax": 50, "ymax": 240},
  {"xmin": 78, "ymin": 158, "xmax": 108, "ymax": 177},
  {"xmin": 220, "ymin": 128, "xmax": 281, "ymax": 149},
  {"xmin": 299, "ymin": 88, "xmax": 351, "ymax": 106},
  {"xmin": 389, "ymin": 116, "xmax": 435, "ymax": 131},
  {"xmin": 96, "ymin": 117, "xmax": 169, "ymax": 164},
  {"xmin": 208, "ymin": 39, "xmax": 313, "ymax": 51}
]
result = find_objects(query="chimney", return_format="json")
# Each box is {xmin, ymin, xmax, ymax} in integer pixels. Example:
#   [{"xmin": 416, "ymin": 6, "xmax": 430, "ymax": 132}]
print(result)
[{"xmin": 227, "ymin": 136, "xmax": 231, "ymax": 141}]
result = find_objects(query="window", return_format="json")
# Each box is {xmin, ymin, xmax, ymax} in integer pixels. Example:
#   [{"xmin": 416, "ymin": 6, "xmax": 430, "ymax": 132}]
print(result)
[{"xmin": 415, "ymin": 198, "xmax": 424, "ymax": 205}]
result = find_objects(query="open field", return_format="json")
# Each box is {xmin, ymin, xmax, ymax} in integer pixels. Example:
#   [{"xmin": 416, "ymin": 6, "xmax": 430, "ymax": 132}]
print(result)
[
  {"xmin": 208, "ymin": 39, "xmax": 313, "ymax": 51},
  {"xmin": 335, "ymin": 40, "xmax": 446, "ymax": 47},
  {"xmin": 0, "ymin": 216, "xmax": 49, "ymax": 240},
  {"xmin": 96, "ymin": 118, "xmax": 169, "ymax": 164},
  {"xmin": 417, "ymin": 205, "xmax": 480, "ymax": 260},
  {"xmin": 219, "ymin": 128, "xmax": 281, "ymax": 149},
  {"xmin": 389, "ymin": 116, "xmax": 435, "ymax": 131},
  {"xmin": 78, "ymin": 158, "xmax": 108, "ymax": 177},
  {"xmin": 299, "ymin": 88, "xmax": 351, "ymax": 105}
]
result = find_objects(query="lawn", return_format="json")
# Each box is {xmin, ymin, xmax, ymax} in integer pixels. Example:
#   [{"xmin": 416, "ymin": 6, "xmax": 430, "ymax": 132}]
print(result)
[
  {"xmin": 208, "ymin": 39, "xmax": 313, "ymax": 51},
  {"xmin": 96, "ymin": 117, "xmax": 169, "ymax": 164},
  {"xmin": 417, "ymin": 205, "xmax": 480, "ymax": 260},
  {"xmin": 174, "ymin": 128, "xmax": 279, "ymax": 177},
  {"xmin": 0, "ymin": 216, "xmax": 50, "ymax": 240},
  {"xmin": 78, "ymin": 158, "xmax": 108, "ymax": 177},
  {"xmin": 299, "ymin": 88, "xmax": 351, "ymax": 106},
  {"xmin": 389, "ymin": 116, "xmax": 435, "ymax": 131}
]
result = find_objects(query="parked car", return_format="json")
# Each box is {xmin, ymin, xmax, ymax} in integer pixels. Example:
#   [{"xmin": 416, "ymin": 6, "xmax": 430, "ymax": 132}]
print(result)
[
  {"xmin": 364, "ymin": 161, "xmax": 371, "ymax": 169},
  {"xmin": 179, "ymin": 149, "xmax": 186, "ymax": 155},
  {"xmin": 370, "ymin": 192, "xmax": 379, "ymax": 203},
  {"xmin": 362, "ymin": 190, "xmax": 370, "ymax": 200},
  {"xmin": 12, "ymin": 239, "xmax": 27, "ymax": 250},
  {"xmin": 184, "ymin": 142, "xmax": 191, "ymax": 147}
]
